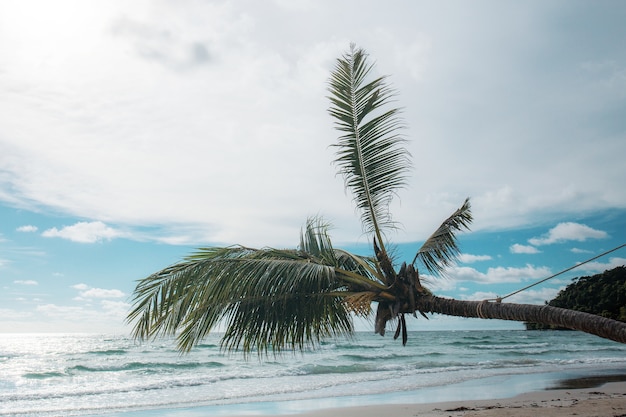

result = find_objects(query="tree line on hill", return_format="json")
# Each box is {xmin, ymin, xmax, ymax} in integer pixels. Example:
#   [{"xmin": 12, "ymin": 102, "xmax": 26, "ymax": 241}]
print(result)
[{"xmin": 525, "ymin": 266, "xmax": 626, "ymax": 330}]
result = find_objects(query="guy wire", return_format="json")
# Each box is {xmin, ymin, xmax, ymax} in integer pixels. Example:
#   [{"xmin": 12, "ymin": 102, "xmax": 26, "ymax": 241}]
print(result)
[{"xmin": 487, "ymin": 242, "xmax": 626, "ymax": 303}]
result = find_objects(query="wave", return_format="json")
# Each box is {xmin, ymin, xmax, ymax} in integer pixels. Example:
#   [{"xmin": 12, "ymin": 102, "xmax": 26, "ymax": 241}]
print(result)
[
  {"xmin": 18, "ymin": 360, "xmax": 227, "ymax": 380},
  {"xmin": 65, "ymin": 360, "xmax": 226, "ymax": 374},
  {"xmin": 22, "ymin": 372, "xmax": 66, "ymax": 380},
  {"xmin": 337, "ymin": 352, "xmax": 421, "ymax": 362},
  {"xmin": 298, "ymin": 363, "xmax": 376, "ymax": 375},
  {"xmin": 86, "ymin": 349, "xmax": 128, "ymax": 356}
]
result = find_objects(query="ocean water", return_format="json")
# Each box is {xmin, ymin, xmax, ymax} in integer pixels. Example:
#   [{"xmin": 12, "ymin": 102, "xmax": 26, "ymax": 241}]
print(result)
[{"xmin": 1, "ymin": 330, "xmax": 625, "ymax": 417}]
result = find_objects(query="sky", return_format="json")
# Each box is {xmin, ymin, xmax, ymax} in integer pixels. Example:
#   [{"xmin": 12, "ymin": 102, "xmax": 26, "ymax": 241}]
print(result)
[{"xmin": 0, "ymin": 0, "xmax": 625, "ymax": 334}]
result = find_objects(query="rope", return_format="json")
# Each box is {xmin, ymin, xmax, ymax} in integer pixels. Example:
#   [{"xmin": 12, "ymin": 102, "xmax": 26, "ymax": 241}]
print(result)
[{"xmin": 485, "ymin": 242, "xmax": 626, "ymax": 303}]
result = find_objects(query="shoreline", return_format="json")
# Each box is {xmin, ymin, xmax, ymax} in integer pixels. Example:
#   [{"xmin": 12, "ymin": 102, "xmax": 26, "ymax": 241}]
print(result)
[
  {"xmin": 294, "ymin": 381, "xmax": 626, "ymax": 417},
  {"xmin": 97, "ymin": 367, "xmax": 626, "ymax": 417}
]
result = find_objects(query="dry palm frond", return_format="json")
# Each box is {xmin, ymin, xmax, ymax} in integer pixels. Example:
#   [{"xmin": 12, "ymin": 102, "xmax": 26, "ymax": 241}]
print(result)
[{"xmin": 343, "ymin": 291, "xmax": 377, "ymax": 316}]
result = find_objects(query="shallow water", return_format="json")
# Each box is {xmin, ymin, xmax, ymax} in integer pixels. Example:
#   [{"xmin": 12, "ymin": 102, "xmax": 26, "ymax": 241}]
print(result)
[{"xmin": 1, "ymin": 330, "xmax": 624, "ymax": 416}]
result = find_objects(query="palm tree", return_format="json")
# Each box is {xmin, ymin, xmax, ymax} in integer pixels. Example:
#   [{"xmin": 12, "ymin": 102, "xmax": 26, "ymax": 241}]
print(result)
[{"xmin": 128, "ymin": 45, "xmax": 626, "ymax": 354}]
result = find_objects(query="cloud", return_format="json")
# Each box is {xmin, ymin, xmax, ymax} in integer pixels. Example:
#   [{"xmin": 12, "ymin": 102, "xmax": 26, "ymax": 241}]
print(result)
[
  {"xmin": 111, "ymin": 16, "xmax": 213, "ymax": 70},
  {"xmin": 72, "ymin": 283, "xmax": 89, "ymax": 291},
  {"xmin": 28, "ymin": 281, "xmax": 130, "ymax": 331},
  {"xmin": 458, "ymin": 254, "xmax": 492, "ymax": 263},
  {"xmin": 424, "ymin": 275, "xmax": 458, "ymax": 292},
  {"xmin": 528, "ymin": 222, "xmax": 609, "ymax": 246},
  {"xmin": 459, "ymin": 291, "xmax": 499, "ymax": 302},
  {"xmin": 462, "ymin": 287, "xmax": 561, "ymax": 305},
  {"xmin": 571, "ymin": 247, "xmax": 593, "ymax": 254},
  {"xmin": 36, "ymin": 300, "xmax": 129, "ymax": 324},
  {"xmin": 72, "ymin": 283, "xmax": 125, "ymax": 299},
  {"xmin": 80, "ymin": 288, "xmax": 125, "ymax": 299},
  {"xmin": 16, "ymin": 225, "xmax": 38, "ymax": 232},
  {"xmin": 507, "ymin": 287, "xmax": 562, "ymax": 305},
  {"xmin": 100, "ymin": 300, "xmax": 131, "ymax": 317},
  {"xmin": 42, "ymin": 221, "xmax": 123, "ymax": 243},
  {"xmin": 0, "ymin": 2, "xmax": 625, "ymax": 247},
  {"xmin": 576, "ymin": 257, "xmax": 626, "ymax": 274},
  {"xmin": 510, "ymin": 244, "xmax": 540, "ymax": 254},
  {"xmin": 14, "ymin": 280, "xmax": 38, "ymax": 285},
  {"xmin": 36, "ymin": 304, "xmax": 85, "ymax": 318},
  {"xmin": 449, "ymin": 264, "xmax": 552, "ymax": 284},
  {"xmin": 32, "ymin": 298, "xmax": 130, "ymax": 332},
  {"xmin": 0, "ymin": 308, "xmax": 34, "ymax": 320}
]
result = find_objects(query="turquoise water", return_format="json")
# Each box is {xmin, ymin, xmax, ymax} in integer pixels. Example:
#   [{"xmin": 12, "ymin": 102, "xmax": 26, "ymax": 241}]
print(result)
[{"xmin": 1, "ymin": 330, "xmax": 625, "ymax": 416}]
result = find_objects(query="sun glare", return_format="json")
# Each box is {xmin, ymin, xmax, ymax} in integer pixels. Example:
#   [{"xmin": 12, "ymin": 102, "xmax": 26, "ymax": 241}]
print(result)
[{"xmin": 2, "ymin": 1, "xmax": 114, "ymax": 79}]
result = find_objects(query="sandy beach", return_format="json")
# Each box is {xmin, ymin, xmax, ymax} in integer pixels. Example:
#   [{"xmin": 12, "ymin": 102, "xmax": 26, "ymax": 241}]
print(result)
[
  {"xmin": 150, "ymin": 372, "xmax": 625, "ymax": 417},
  {"xmin": 115, "ymin": 371, "xmax": 625, "ymax": 417},
  {"xmin": 270, "ymin": 381, "xmax": 626, "ymax": 417}
]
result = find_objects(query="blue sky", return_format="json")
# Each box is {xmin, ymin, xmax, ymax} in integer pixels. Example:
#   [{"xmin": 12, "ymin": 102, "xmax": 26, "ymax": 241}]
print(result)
[{"xmin": 1, "ymin": 0, "xmax": 625, "ymax": 334}]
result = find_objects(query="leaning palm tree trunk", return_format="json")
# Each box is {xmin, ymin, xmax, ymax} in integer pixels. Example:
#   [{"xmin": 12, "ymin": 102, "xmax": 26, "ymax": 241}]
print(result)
[{"xmin": 414, "ymin": 296, "xmax": 626, "ymax": 344}]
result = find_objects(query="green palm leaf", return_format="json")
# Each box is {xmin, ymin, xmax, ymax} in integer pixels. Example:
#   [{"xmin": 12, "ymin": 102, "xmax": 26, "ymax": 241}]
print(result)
[
  {"xmin": 412, "ymin": 198, "xmax": 473, "ymax": 275},
  {"xmin": 299, "ymin": 216, "xmax": 338, "ymax": 265},
  {"xmin": 328, "ymin": 45, "xmax": 410, "ymax": 253},
  {"xmin": 128, "ymin": 218, "xmax": 387, "ymax": 355}
]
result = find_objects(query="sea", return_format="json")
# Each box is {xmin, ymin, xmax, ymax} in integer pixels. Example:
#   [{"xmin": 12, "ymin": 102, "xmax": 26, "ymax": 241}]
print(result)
[{"xmin": 1, "ymin": 330, "xmax": 625, "ymax": 417}]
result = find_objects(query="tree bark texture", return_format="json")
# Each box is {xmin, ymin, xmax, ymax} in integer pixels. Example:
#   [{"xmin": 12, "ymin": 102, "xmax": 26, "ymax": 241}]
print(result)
[{"xmin": 415, "ymin": 295, "xmax": 626, "ymax": 344}]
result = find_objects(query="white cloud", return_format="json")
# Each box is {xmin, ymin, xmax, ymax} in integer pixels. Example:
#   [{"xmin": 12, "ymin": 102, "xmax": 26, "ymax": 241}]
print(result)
[
  {"xmin": 14, "ymin": 280, "xmax": 38, "ymax": 285},
  {"xmin": 101, "ymin": 300, "xmax": 131, "ymax": 316},
  {"xmin": 36, "ymin": 304, "xmax": 85, "ymax": 318},
  {"xmin": 460, "ymin": 291, "xmax": 499, "ymax": 302},
  {"xmin": 36, "ymin": 301, "xmax": 128, "ymax": 330},
  {"xmin": 571, "ymin": 247, "xmax": 593, "ymax": 254},
  {"xmin": 79, "ymin": 288, "xmax": 125, "ymax": 299},
  {"xmin": 72, "ymin": 283, "xmax": 89, "ymax": 291},
  {"xmin": 458, "ymin": 254, "xmax": 492, "ymax": 263},
  {"xmin": 510, "ymin": 244, "xmax": 540, "ymax": 254},
  {"xmin": 42, "ymin": 221, "xmax": 123, "ymax": 243},
  {"xmin": 506, "ymin": 287, "xmax": 562, "ymax": 305},
  {"xmin": 461, "ymin": 287, "xmax": 562, "ymax": 305},
  {"xmin": 0, "ymin": 308, "xmax": 34, "ymax": 320},
  {"xmin": 16, "ymin": 225, "xmax": 38, "ymax": 232},
  {"xmin": 528, "ymin": 222, "xmax": 609, "ymax": 246},
  {"xmin": 424, "ymin": 275, "xmax": 458, "ymax": 292},
  {"xmin": 72, "ymin": 283, "xmax": 125, "ymax": 299},
  {"xmin": 0, "ymin": 2, "xmax": 624, "ymax": 248},
  {"xmin": 33, "ymin": 299, "xmax": 130, "ymax": 333},
  {"xmin": 576, "ymin": 257, "xmax": 626, "ymax": 274},
  {"xmin": 449, "ymin": 264, "xmax": 552, "ymax": 284},
  {"xmin": 448, "ymin": 266, "xmax": 487, "ymax": 282}
]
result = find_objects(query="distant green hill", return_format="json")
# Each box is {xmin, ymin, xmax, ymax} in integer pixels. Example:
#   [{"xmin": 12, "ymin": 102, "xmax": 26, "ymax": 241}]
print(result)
[{"xmin": 525, "ymin": 265, "xmax": 626, "ymax": 330}]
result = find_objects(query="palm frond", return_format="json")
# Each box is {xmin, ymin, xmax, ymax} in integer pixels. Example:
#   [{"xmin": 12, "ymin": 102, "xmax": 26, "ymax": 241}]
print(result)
[
  {"xmin": 299, "ymin": 217, "xmax": 387, "ymax": 291},
  {"xmin": 299, "ymin": 216, "xmax": 337, "ymax": 265},
  {"xmin": 334, "ymin": 248, "xmax": 387, "ymax": 291},
  {"xmin": 343, "ymin": 291, "xmax": 378, "ymax": 316},
  {"xmin": 128, "ymin": 216, "xmax": 397, "ymax": 355},
  {"xmin": 328, "ymin": 44, "xmax": 411, "ymax": 252},
  {"xmin": 412, "ymin": 198, "xmax": 473, "ymax": 275},
  {"xmin": 128, "ymin": 245, "xmax": 354, "ymax": 356}
]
